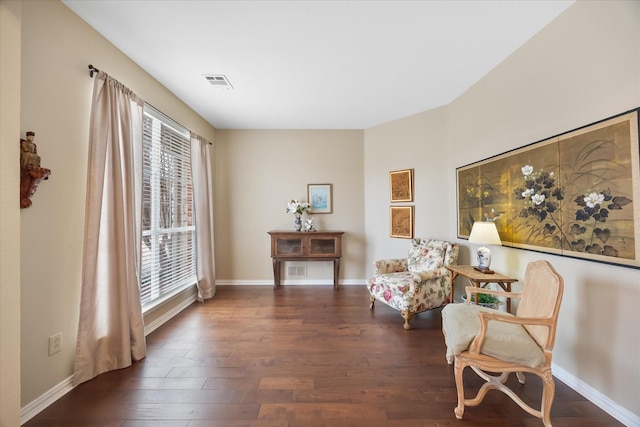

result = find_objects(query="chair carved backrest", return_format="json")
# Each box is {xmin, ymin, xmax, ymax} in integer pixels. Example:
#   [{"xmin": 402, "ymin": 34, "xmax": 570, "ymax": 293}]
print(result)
[{"xmin": 517, "ymin": 260, "xmax": 564, "ymax": 352}]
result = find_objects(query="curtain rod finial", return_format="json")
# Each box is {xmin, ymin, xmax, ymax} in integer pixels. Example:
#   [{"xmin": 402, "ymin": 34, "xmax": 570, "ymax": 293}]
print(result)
[{"xmin": 88, "ymin": 64, "xmax": 99, "ymax": 78}]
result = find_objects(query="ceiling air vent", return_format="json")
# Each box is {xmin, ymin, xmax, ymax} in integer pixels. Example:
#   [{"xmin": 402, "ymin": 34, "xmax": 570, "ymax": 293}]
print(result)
[{"xmin": 203, "ymin": 74, "xmax": 233, "ymax": 89}]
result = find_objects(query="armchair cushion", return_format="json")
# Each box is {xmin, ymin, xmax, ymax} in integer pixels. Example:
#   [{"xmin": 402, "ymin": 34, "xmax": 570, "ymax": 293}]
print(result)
[
  {"xmin": 407, "ymin": 239, "xmax": 447, "ymax": 272},
  {"xmin": 411, "ymin": 267, "xmax": 449, "ymax": 283},
  {"xmin": 441, "ymin": 303, "xmax": 546, "ymax": 368}
]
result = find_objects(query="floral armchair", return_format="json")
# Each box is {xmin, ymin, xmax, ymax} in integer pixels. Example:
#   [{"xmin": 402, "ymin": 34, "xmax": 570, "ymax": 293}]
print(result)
[{"xmin": 367, "ymin": 238, "xmax": 459, "ymax": 329}]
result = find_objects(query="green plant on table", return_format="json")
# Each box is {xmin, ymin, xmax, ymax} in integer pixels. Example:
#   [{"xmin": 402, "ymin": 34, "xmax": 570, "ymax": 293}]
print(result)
[{"xmin": 465, "ymin": 292, "xmax": 500, "ymax": 304}]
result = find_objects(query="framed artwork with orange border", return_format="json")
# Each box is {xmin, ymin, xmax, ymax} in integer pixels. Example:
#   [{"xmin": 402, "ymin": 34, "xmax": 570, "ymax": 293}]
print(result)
[
  {"xmin": 390, "ymin": 206, "xmax": 414, "ymax": 239},
  {"xmin": 390, "ymin": 169, "xmax": 413, "ymax": 202}
]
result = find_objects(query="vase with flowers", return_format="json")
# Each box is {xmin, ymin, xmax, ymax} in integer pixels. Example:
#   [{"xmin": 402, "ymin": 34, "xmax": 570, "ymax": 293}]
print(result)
[{"xmin": 286, "ymin": 199, "xmax": 310, "ymax": 231}]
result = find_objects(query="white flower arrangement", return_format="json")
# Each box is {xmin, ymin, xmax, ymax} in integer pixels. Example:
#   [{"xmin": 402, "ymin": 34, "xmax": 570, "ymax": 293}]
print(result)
[{"xmin": 286, "ymin": 199, "xmax": 310, "ymax": 216}]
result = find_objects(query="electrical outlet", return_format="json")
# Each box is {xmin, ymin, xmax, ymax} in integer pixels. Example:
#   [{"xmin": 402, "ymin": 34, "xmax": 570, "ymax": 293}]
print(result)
[{"xmin": 48, "ymin": 333, "xmax": 62, "ymax": 356}]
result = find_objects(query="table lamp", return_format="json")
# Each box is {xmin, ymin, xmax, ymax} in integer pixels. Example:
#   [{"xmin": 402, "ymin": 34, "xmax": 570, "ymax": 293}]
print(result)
[{"xmin": 468, "ymin": 221, "xmax": 502, "ymax": 273}]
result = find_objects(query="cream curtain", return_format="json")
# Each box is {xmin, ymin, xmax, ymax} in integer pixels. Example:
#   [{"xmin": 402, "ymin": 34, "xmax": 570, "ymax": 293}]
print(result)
[
  {"xmin": 73, "ymin": 71, "xmax": 146, "ymax": 386},
  {"xmin": 191, "ymin": 133, "xmax": 216, "ymax": 301}
]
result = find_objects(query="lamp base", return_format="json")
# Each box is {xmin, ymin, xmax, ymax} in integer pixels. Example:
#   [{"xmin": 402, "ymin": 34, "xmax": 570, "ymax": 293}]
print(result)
[
  {"xmin": 473, "ymin": 266, "xmax": 495, "ymax": 274},
  {"xmin": 476, "ymin": 246, "xmax": 493, "ymax": 270}
]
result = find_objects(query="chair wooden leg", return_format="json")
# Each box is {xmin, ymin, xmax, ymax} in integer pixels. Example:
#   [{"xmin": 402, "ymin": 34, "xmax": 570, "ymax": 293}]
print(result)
[
  {"xmin": 541, "ymin": 371, "xmax": 555, "ymax": 427},
  {"xmin": 369, "ymin": 295, "xmax": 375, "ymax": 310},
  {"xmin": 460, "ymin": 365, "xmax": 555, "ymax": 426},
  {"xmin": 453, "ymin": 357, "xmax": 465, "ymax": 419},
  {"xmin": 400, "ymin": 310, "xmax": 414, "ymax": 330}
]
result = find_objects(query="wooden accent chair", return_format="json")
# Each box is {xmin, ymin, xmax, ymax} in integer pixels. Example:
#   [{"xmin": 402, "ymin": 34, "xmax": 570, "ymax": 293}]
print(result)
[
  {"xmin": 368, "ymin": 238, "xmax": 459, "ymax": 329},
  {"xmin": 441, "ymin": 260, "xmax": 564, "ymax": 427}
]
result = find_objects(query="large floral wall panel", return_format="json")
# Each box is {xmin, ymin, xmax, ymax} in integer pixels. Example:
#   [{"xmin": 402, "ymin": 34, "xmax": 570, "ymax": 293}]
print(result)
[{"xmin": 457, "ymin": 108, "xmax": 639, "ymax": 269}]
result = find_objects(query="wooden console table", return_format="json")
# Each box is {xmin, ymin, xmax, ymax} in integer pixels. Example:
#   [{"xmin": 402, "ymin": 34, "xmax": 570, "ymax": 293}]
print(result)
[
  {"xmin": 445, "ymin": 265, "xmax": 518, "ymax": 313},
  {"xmin": 268, "ymin": 230, "xmax": 344, "ymax": 289}
]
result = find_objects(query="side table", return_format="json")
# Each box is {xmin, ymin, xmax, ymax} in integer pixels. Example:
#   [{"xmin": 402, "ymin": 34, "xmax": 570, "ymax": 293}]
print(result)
[{"xmin": 445, "ymin": 265, "xmax": 518, "ymax": 313}]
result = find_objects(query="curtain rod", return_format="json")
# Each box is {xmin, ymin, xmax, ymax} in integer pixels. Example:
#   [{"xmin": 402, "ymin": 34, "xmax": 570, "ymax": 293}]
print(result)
[{"xmin": 88, "ymin": 64, "xmax": 213, "ymax": 145}]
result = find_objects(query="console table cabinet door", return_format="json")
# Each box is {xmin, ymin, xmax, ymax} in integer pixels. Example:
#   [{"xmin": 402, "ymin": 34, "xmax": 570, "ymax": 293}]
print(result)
[
  {"xmin": 275, "ymin": 238, "xmax": 304, "ymax": 256},
  {"xmin": 268, "ymin": 231, "xmax": 344, "ymax": 289},
  {"xmin": 309, "ymin": 237, "xmax": 339, "ymax": 256}
]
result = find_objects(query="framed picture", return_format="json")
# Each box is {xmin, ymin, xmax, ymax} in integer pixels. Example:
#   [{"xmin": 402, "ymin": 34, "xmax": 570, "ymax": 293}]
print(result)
[
  {"xmin": 307, "ymin": 184, "xmax": 333, "ymax": 214},
  {"xmin": 456, "ymin": 108, "xmax": 640, "ymax": 269},
  {"xmin": 390, "ymin": 169, "xmax": 413, "ymax": 202},
  {"xmin": 390, "ymin": 206, "xmax": 414, "ymax": 239}
]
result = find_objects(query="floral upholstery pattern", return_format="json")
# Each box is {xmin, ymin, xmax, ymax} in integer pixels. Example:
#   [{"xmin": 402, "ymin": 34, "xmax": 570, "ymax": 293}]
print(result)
[
  {"xmin": 368, "ymin": 238, "xmax": 459, "ymax": 329},
  {"xmin": 407, "ymin": 239, "xmax": 448, "ymax": 272},
  {"xmin": 372, "ymin": 258, "xmax": 407, "ymax": 275}
]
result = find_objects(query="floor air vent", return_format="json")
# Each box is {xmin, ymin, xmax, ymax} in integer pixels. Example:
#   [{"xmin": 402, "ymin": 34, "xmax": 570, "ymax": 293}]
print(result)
[{"xmin": 287, "ymin": 266, "xmax": 307, "ymax": 277}]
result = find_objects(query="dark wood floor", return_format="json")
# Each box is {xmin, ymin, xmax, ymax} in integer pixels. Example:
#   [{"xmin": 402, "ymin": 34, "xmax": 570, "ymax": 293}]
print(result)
[{"xmin": 25, "ymin": 286, "xmax": 623, "ymax": 427}]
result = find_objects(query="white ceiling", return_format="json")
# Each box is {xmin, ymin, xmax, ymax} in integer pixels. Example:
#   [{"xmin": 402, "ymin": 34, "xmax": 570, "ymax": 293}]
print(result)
[{"xmin": 62, "ymin": 0, "xmax": 574, "ymax": 130}]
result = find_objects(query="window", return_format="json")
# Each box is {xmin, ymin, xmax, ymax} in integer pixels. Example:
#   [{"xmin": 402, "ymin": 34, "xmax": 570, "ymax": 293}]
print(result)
[{"xmin": 140, "ymin": 105, "xmax": 196, "ymax": 310}]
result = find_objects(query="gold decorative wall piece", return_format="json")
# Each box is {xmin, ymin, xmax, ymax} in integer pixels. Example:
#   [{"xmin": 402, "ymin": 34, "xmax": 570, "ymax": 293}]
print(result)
[{"xmin": 457, "ymin": 109, "xmax": 639, "ymax": 269}]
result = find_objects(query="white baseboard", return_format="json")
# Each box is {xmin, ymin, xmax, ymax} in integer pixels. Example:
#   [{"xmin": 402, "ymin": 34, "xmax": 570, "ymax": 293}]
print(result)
[
  {"xmin": 332, "ymin": 279, "xmax": 365, "ymax": 286},
  {"xmin": 552, "ymin": 362, "xmax": 639, "ymax": 427},
  {"xmin": 144, "ymin": 292, "xmax": 197, "ymax": 336},
  {"xmin": 21, "ymin": 375, "xmax": 74, "ymax": 425}
]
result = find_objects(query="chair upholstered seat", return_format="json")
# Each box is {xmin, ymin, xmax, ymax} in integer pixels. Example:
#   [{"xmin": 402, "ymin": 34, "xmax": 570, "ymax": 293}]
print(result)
[
  {"xmin": 442, "ymin": 303, "xmax": 546, "ymax": 368},
  {"xmin": 367, "ymin": 238, "xmax": 458, "ymax": 329}
]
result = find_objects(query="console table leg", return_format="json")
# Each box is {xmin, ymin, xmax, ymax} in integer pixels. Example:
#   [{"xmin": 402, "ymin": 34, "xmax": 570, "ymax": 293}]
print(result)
[
  {"xmin": 333, "ymin": 258, "xmax": 340, "ymax": 289},
  {"xmin": 272, "ymin": 259, "xmax": 280, "ymax": 289}
]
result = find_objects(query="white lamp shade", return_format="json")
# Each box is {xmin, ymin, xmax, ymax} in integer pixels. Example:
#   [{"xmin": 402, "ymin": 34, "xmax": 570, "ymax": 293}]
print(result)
[{"xmin": 468, "ymin": 221, "xmax": 502, "ymax": 246}]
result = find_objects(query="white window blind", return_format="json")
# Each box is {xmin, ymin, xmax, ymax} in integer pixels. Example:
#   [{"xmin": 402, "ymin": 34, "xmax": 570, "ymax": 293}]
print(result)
[{"xmin": 141, "ymin": 105, "xmax": 196, "ymax": 310}]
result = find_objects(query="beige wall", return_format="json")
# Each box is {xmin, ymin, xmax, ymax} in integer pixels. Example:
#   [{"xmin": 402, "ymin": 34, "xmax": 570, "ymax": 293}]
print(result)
[
  {"xmin": 1, "ymin": 1, "xmax": 22, "ymax": 425},
  {"xmin": 19, "ymin": 0, "xmax": 216, "ymax": 407},
  {"xmin": 215, "ymin": 129, "xmax": 365, "ymax": 283},
  {"xmin": 364, "ymin": 106, "xmax": 450, "ymax": 265},
  {"xmin": 365, "ymin": 0, "xmax": 640, "ymax": 419}
]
